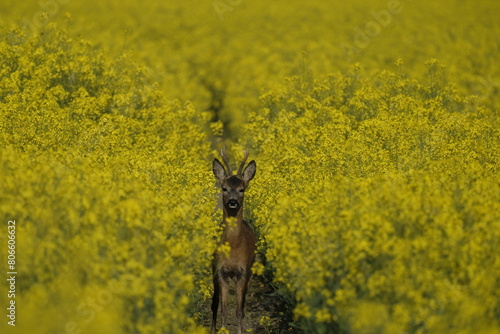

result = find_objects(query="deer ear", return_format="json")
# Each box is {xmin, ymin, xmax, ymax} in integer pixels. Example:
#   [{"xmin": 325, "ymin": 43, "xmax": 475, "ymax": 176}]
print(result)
[
  {"xmin": 213, "ymin": 158, "xmax": 227, "ymax": 183},
  {"xmin": 242, "ymin": 160, "xmax": 256, "ymax": 183}
]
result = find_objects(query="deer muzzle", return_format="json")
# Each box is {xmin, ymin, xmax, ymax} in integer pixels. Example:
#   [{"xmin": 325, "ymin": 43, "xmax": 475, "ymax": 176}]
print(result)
[{"xmin": 228, "ymin": 199, "xmax": 239, "ymax": 209}]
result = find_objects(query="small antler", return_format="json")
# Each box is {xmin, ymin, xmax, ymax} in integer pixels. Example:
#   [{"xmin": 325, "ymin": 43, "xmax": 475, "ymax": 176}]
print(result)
[
  {"xmin": 220, "ymin": 145, "xmax": 232, "ymax": 175},
  {"xmin": 237, "ymin": 147, "xmax": 249, "ymax": 176}
]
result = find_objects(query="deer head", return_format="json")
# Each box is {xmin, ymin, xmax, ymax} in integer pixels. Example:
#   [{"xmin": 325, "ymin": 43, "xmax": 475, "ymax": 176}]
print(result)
[{"xmin": 213, "ymin": 147, "xmax": 256, "ymax": 217}]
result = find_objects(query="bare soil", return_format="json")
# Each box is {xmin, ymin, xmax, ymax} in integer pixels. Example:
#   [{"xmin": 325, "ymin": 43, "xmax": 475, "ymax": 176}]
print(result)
[{"xmin": 200, "ymin": 275, "xmax": 302, "ymax": 333}]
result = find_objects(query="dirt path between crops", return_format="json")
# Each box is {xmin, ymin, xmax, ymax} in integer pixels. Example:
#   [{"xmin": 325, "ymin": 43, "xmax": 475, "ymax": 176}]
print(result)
[{"xmin": 200, "ymin": 275, "xmax": 301, "ymax": 333}]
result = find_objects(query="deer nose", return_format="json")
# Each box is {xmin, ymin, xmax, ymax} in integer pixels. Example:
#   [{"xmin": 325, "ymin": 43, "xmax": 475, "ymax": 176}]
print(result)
[{"xmin": 228, "ymin": 199, "xmax": 239, "ymax": 209}]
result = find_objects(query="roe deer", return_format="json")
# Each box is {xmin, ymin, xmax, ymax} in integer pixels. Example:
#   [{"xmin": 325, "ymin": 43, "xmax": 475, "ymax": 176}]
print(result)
[{"xmin": 211, "ymin": 147, "xmax": 257, "ymax": 334}]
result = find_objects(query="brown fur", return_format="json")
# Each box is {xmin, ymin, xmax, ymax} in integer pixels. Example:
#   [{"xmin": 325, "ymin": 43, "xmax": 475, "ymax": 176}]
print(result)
[{"xmin": 211, "ymin": 149, "xmax": 257, "ymax": 334}]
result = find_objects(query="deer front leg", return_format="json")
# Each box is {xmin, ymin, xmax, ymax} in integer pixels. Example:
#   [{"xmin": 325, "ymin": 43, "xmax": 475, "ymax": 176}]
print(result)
[
  {"xmin": 235, "ymin": 274, "xmax": 250, "ymax": 334},
  {"xmin": 219, "ymin": 276, "xmax": 230, "ymax": 331},
  {"xmin": 211, "ymin": 274, "xmax": 220, "ymax": 334}
]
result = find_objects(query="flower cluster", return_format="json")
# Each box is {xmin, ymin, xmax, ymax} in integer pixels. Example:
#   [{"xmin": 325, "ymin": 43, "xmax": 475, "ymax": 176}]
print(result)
[
  {"xmin": 241, "ymin": 65, "xmax": 500, "ymax": 333},
  {"xmin": 0, "ymin": 24, "xmax": 216, "ymax": 333}
]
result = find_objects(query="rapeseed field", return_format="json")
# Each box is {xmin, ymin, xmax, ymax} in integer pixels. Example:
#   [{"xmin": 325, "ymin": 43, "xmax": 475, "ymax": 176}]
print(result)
[{"xmin": 0, "ymin": 0, "xmax": 498, "ymax": 333}]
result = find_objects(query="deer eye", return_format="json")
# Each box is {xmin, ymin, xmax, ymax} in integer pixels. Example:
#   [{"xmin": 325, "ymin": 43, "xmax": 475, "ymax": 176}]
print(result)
[
  {"xmin": 239, "ymin": 189, "xmax": 245, "ymax": 193},
  {"xmin": 222, "ymin": 188, "xmax": 228, "ymax": 192}
]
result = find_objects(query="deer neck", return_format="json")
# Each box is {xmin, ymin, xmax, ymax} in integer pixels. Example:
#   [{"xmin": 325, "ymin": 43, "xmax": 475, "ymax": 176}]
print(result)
[{"xmin": 222, "ymin": 207, "xmax": 243, "ymax": 241}]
